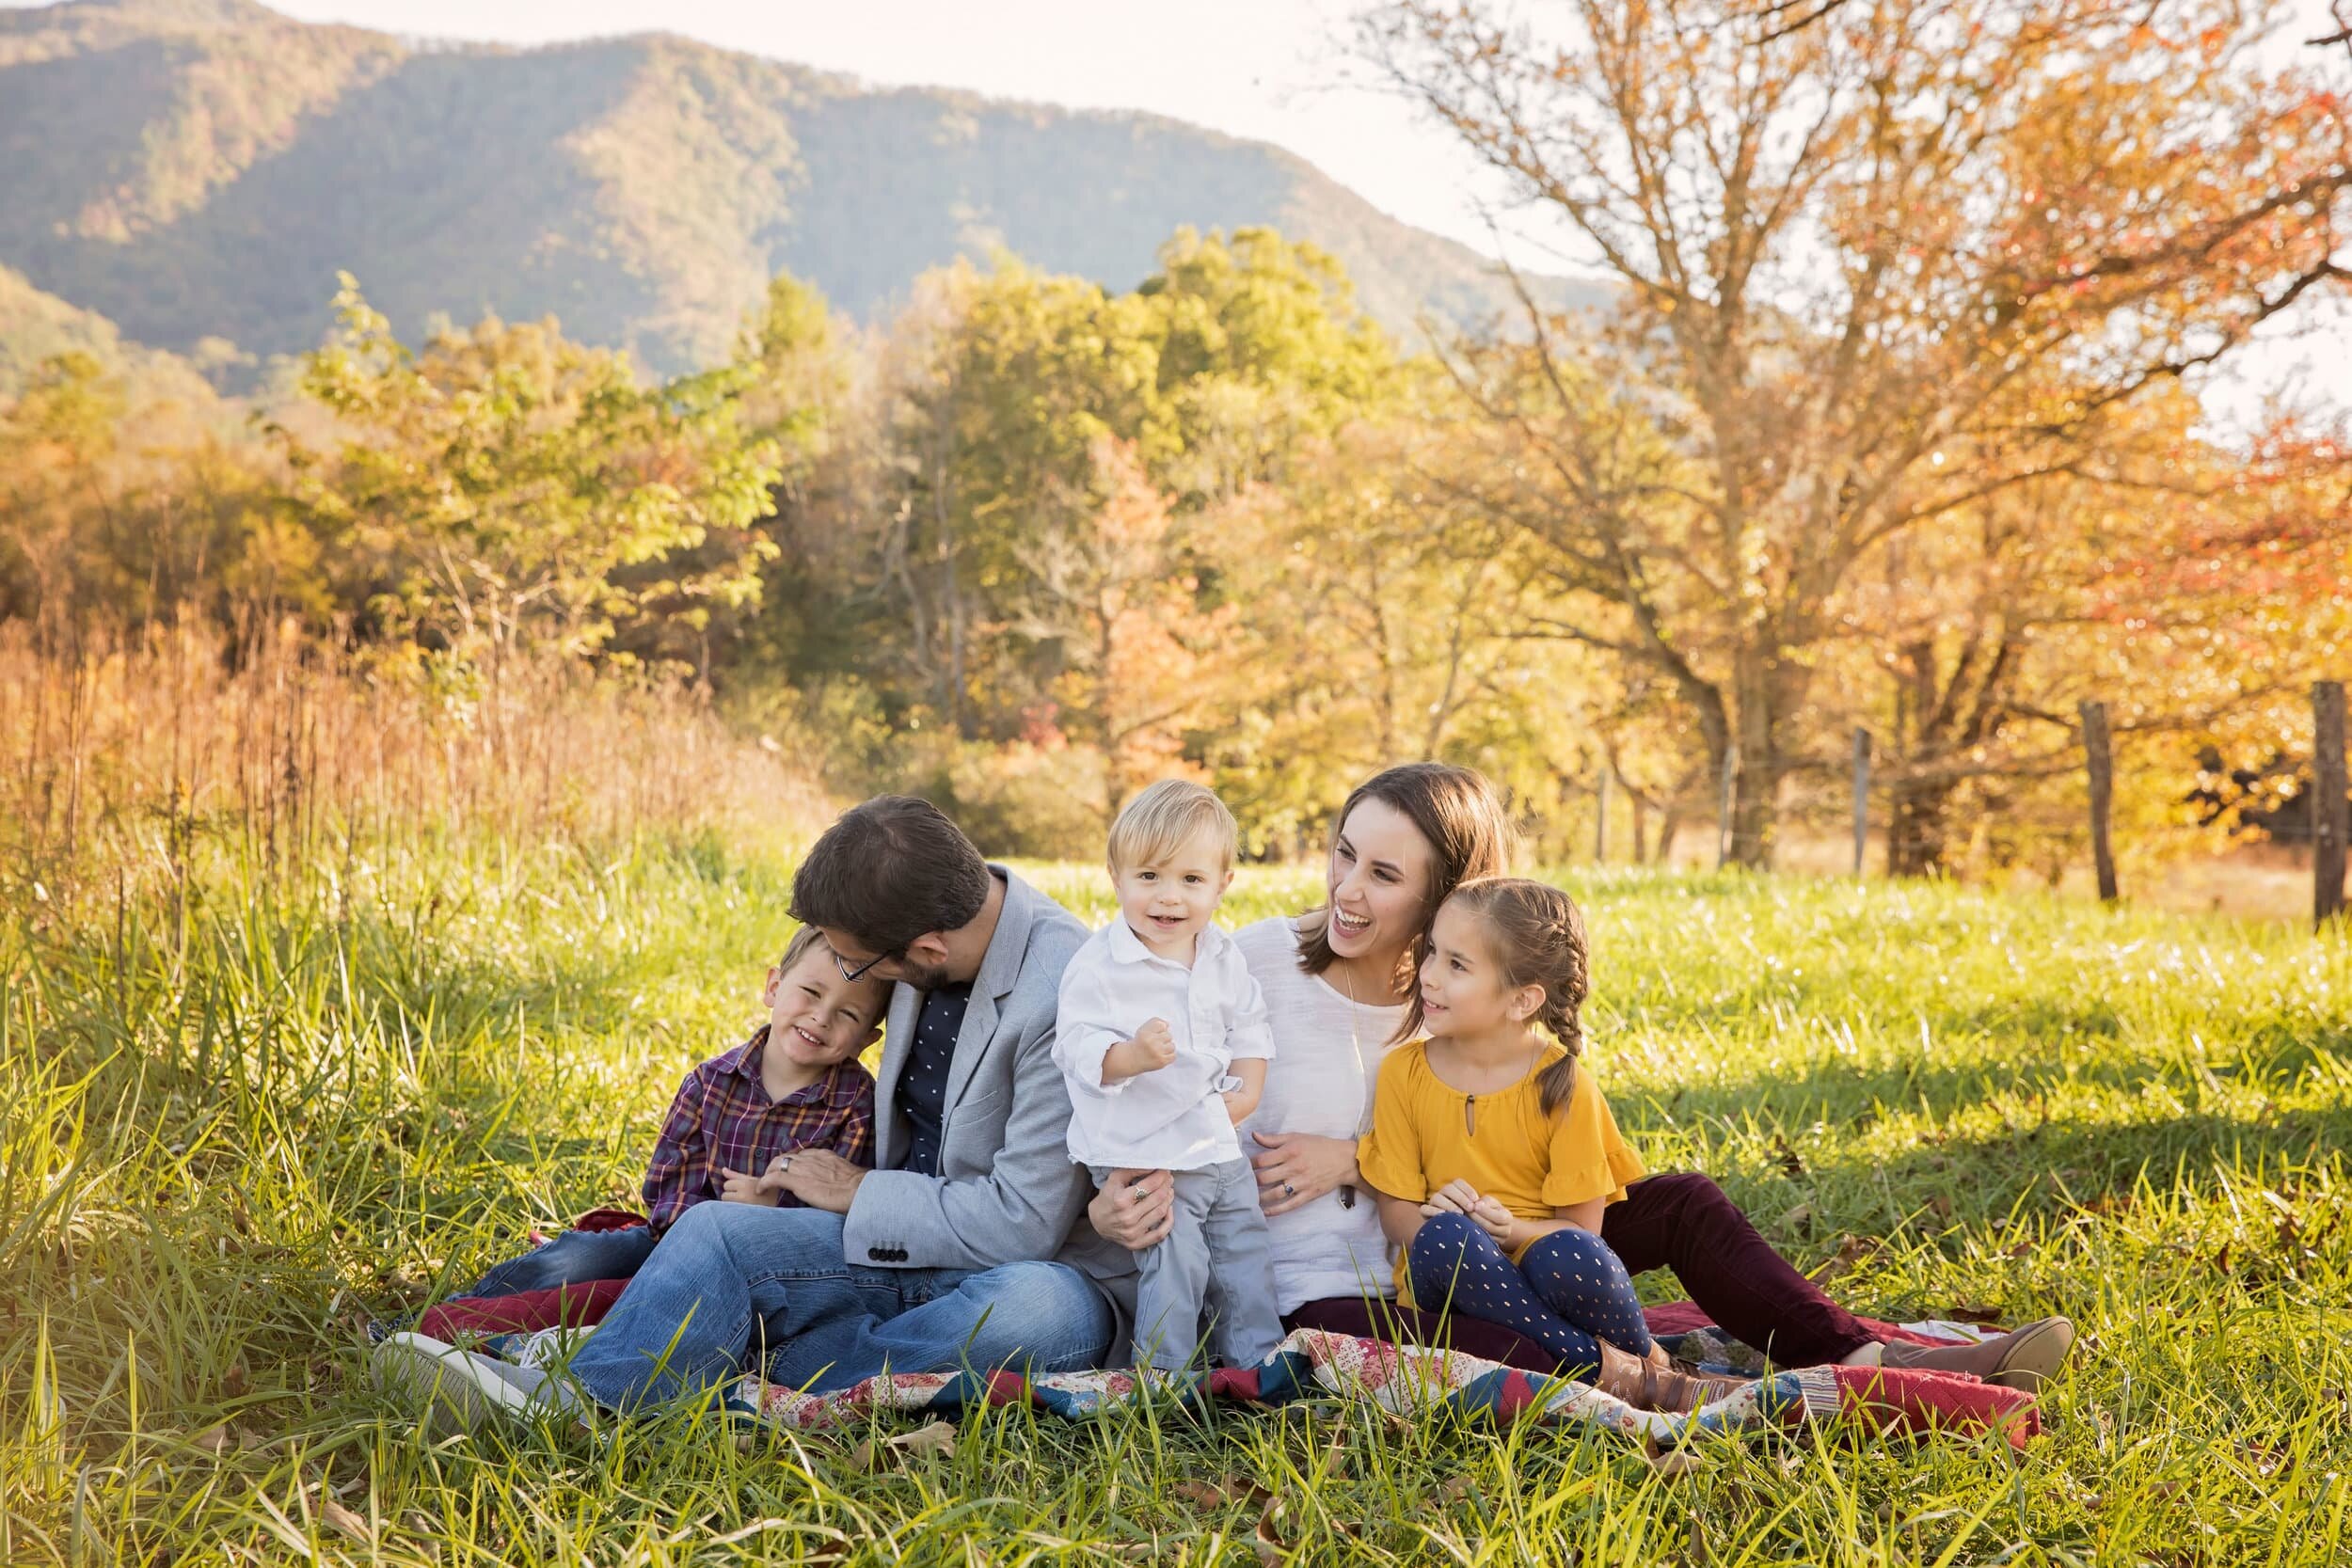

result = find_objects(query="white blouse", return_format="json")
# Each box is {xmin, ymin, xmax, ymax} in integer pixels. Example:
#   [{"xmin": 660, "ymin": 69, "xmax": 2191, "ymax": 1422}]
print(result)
[{"xmin": 1232, "ymin": 914, "xmax": 1409, "ymax": 1314}]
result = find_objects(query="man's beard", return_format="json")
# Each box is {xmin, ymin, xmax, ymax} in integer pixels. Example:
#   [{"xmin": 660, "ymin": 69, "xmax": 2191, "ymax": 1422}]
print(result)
[{"xmin": 897, "ymin": 958, "xmax": 958, "ymax": 992}]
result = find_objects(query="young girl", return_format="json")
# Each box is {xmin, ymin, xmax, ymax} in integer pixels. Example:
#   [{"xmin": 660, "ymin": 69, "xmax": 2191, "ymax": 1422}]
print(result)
[{"xmin": 1356, "ymin": 877, "xmax": 1743, "ymax": 1412}]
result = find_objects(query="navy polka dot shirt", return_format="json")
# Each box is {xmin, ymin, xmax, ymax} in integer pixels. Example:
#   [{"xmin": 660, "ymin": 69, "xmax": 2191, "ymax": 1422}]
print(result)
[{"xmin": 898, "ymin": 981, "xmax": 970, "ymax": 1178}]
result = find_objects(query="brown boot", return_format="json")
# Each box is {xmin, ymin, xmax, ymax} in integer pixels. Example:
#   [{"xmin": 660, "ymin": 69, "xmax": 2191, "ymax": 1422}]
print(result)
[
  {"xmin": 1879, "ymin": 1317, "xmax": 2074, "ymax": 1393},
  {"xmin": 1592, "ymin": 1341, "xmax": 1750, "ymax": 1414}
]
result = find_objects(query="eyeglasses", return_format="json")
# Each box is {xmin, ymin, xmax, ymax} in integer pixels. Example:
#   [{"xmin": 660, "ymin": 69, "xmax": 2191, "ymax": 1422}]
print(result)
[{"xmin": 834, "ymin": 945, "xmax": 898, "ymax": 983}]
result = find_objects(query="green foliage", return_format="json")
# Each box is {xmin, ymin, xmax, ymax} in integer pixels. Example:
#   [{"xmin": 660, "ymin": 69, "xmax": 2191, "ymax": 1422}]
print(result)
[
  {"xmin": 3, "ymin": 828, "xmax": 2345, "ymax": 1563},
  {"xmin": 282, "ymin": 276, "xmax": 786, "ymax": 664}
]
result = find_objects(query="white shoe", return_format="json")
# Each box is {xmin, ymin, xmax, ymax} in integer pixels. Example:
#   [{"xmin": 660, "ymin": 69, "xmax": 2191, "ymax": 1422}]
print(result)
[{"xmin": 372, "ymin": 1331, "xmax": 564, "ymax": 1436}]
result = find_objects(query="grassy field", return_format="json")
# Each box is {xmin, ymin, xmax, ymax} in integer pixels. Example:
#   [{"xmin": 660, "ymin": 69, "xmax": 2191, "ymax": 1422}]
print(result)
[{"xmin": 3, "ymin": 829, "xmax": 2348, "ymax": 1566}]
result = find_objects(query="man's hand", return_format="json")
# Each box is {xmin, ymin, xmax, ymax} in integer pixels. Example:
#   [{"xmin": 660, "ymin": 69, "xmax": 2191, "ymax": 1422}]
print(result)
[
  {"xmin": 1088, "ymin": 1166, "xmax": 1174, "ymax": 1249},
  {"xmin": 771, "ymin": 1148, "xmax": 866, "ymax": 1214},
  {"xmin": 1101, "ymin": 1019, "xmax": 1178, "ymax": 1083},
  {"xmin": 718, "ymin": 1166, "xmax": 785, "ymax": 1206}
]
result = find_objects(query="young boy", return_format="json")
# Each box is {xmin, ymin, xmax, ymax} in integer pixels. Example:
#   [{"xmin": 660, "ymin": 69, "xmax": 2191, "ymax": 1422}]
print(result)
[
  {"xmin": 459, "ymin": 926, "xmax": 884, "ymax": 1299},
  {"xmin": 1053, "ymin": 779, "xmax": 1284, "ymax": 1372}
]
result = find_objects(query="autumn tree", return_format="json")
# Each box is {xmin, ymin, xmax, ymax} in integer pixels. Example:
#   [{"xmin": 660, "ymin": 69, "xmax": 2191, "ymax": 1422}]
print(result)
[
  {"xmin": 1364, "ymin": 0, "xmax": 2351, "ymax": 863},
  {"xmin": 284, "ymin": 276, "xmax": 785, "ymax": 670}
]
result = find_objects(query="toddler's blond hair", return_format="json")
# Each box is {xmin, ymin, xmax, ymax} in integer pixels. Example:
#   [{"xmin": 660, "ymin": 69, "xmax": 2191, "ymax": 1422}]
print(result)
[{"xmin": 1107, "ymin": 779, "xmax": 1237, "ymax": 873}]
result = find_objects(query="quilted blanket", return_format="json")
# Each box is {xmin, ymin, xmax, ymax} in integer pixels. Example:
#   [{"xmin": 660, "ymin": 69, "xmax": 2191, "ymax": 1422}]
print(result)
[{"xmin": 493, "ymin": 1322, "xmax": 2038, "ymax": 1451}]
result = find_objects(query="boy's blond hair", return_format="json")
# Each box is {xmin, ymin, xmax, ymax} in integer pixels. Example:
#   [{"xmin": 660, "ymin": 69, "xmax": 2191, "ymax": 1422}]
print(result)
[{"xmin": 1108, "ymin": 779, "xmax": 1237, "ymax": 872}]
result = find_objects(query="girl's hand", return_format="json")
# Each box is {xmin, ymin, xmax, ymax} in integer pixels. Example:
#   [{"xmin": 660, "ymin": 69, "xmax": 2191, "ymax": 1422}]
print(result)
[
  {"xmin": 1250, "ymin": 1132, "xmax": 1359, "ymax": 1216},
  {"xmin": 1420, "ymin": 1178, "xmax": 1484, "ymax": 1217},
  {"xmin": 1471, "ymin": 1195, "xmax": 1516, "ymax": 1244}
]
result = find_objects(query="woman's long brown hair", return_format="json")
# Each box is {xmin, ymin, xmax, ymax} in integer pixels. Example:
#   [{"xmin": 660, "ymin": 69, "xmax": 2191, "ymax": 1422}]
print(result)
[{"xmin": 1295, "ymin": 762, "xmax": 1516, "ymax": 1039}]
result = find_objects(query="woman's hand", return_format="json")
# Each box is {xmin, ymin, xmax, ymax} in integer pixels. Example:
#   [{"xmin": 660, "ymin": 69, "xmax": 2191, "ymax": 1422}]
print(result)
[
  {"xmin": 1249, "ymin": 1132, "xmax": 1359, "ymax": 1217},
  {"xmin": 1089, "ymin": 1167, "xmax": 1175, "ymax": 1249}
]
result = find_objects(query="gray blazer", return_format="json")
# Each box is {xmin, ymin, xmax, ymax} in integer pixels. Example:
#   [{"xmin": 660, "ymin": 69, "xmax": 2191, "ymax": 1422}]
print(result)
[{"xmin": 842, "ymin": 867, "xmax": 1138, "ymax": 1345}]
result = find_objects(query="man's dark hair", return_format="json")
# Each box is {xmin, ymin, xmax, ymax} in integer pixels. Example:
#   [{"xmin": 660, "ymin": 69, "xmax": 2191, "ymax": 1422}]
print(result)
[{"xmin": 790, "ymin": 796, "xmax": 992, "ymax": 953}]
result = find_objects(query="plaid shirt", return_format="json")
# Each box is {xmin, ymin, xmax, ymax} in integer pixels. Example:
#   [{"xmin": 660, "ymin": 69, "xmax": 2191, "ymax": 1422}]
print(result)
[{"xmin": 641, "ymin": 1025, "xmax": 877, "ymax": 1232}]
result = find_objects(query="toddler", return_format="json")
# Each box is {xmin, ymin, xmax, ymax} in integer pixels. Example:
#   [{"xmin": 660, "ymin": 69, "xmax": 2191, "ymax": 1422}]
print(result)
[
  {"xmin": 1055, "ymin": 780, "xmax": 1284, "ymax": 1372},
  {"xmin": 462, "ymin": 926, "xmax": 884, "ymax": 1298}
]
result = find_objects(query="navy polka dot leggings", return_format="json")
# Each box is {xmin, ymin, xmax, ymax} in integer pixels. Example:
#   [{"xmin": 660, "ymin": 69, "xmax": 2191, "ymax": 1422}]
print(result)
[{"xmin": 1406, "ymin": 1213, "xmax": 1654, "ymax": 1382}]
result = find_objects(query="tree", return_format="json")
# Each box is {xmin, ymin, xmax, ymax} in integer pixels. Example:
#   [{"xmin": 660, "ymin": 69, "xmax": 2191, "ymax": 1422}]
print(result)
[
  {"xmin": 1364, "ymin": 0, "xmax": 2351, "ymax": 863},
  {"xmin": 284, "ymin": 276, "xmax": 784, "ymax": 670}
]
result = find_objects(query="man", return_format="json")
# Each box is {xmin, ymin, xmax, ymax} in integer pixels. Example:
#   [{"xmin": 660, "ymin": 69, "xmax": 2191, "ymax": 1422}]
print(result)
[{"xmin": 376, "ymin": 797, "xmax": 1132, "ymax": 1427}]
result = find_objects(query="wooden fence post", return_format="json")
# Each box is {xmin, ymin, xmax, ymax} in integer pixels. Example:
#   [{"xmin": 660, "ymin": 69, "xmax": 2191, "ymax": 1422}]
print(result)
[
  {"xmin": 1595, "ymin": 769, "xmax": 1612, "ymax": 864},
  {"xmin": 1716, "ymin": 744, "xmax": 1739, "ymax": 868},
  {"xmin": 2079, "ymin": 700, "xmax": 2118, "ymax": 903},
  {"xmin": 2316, "ymin": 680, "xmax": 2347, "ymax": 927},
  {"xmin": 1851, "ymin": 727, "xmax": 1871, "ymax": 878}
]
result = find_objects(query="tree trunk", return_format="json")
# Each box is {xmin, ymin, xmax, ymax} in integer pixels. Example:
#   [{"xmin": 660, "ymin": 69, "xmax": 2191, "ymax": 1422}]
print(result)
[
  {"xmin": 1884, "ymin": 773, "xmax": 1959, "ymax": 877},
  {"xmin": 1725, "ymin": 650, "xmax": 1782, "ymax": 867}
]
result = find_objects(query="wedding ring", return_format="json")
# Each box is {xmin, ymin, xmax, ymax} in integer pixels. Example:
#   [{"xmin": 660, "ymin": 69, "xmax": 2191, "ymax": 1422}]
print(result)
[{"xmin": 1282, "ymin": 1182, "xmax": 1295, "ymax": 1199}]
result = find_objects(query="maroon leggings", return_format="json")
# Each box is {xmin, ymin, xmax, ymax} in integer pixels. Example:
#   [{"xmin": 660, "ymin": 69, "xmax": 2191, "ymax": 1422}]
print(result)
[{"xmin": 1283, "ymin": 1172, "xmax": 1878, "ymax": 1376}]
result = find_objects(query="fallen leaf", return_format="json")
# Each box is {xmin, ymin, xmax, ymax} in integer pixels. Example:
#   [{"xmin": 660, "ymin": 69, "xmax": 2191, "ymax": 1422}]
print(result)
[
  {"xmin": 1926, "ymin": 1194, "xmax": 1952, "ymax": 1221},
  {"xmin": 892, "ymin": 1420, "xmax": 956, "ymax": 1459},
  {"xmin": 221, "ymin": 1360, "xmax": 251, "ymax": 1400},
  {"xmin": 319, "ymin": 1496, "xmax": 372, "ymax": 1544},
  {"xmin": 1645, "ymin": 1446, "xmax": 1707, "ymax": 1479},
  {"xmin": 1772, "ymin": 1136, "xmax": 1805, "ymax": 1177},
  {"xmin": 2241, "ymin": 1442, "xmax": 2291, "ymax": 1479},
  {"xmin": 1439, "ymin": 1475, "xmax": 1476, "ymax": 1502},
  {"xmin": 847, "ymin": 1419, "xmax": 957, "ymax": 1471},
  {"xmin": 192, "ymin": 1425, "xmax": 234, "ymax": 1455},
  {"xmin": 1809, "ymin": 1233, "xmax": 1880, "ymax": 1286},
  {"xmin": 1173, "ymin": 1480, "xmax": 1227, "ymax": 1511},
  {"xmin": 1254, "ymin": 1490, "xmax": 1290, "ymax": 1567}
]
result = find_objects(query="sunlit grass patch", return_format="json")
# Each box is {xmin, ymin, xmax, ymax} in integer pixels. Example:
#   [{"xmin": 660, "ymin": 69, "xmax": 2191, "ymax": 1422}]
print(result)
[{"xmin": 3, "ymin": 840, "xmax": 2346, "ymax": 1564}]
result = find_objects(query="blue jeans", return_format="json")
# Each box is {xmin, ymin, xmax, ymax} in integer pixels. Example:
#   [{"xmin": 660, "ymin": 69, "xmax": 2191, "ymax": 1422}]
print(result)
[
  {"xmin": 461, "ymin": 1224, "xmax": 660, "ymax": 1299},
  {"xmin": 565, "ymin": 1201, "xmax": 1114, "ymax": 1411}
]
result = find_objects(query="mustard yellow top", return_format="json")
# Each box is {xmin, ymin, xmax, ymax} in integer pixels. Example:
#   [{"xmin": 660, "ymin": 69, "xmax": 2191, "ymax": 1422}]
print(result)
[{"xmin": 1356, "ymin": 1039, "xmax": 1646, "ymax": 1308}]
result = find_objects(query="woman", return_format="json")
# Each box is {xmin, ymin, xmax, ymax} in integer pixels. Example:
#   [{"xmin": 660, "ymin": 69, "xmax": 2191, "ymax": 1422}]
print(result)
[{"xmin": 1089, "ymin": 762, "xmax": 2073, "ymax": 1401}]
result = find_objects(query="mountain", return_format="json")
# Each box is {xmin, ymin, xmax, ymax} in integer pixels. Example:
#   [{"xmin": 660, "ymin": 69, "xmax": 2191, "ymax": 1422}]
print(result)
[
  {"xmin": 0, "ymin": 261, "xmax": 223, "ymax": 408},
  {"xmin": 0, "ymin": 0, "xmax": 1599, "ymax": 380}
]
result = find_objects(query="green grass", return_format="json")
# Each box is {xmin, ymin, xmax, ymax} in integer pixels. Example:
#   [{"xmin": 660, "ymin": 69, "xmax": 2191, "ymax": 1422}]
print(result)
[{"xmin": 4, "ymin": 832, "xmax": 2348, "ymax": 1565}]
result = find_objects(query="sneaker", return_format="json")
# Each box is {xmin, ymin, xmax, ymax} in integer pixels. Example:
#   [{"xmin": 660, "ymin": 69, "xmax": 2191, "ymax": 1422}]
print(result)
[{"xmin": 372, "ymin": 1331, "xmax": 570, "ymax": 1436}]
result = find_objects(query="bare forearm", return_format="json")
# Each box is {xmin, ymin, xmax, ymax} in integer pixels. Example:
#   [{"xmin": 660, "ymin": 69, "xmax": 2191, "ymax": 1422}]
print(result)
[
  {"xmin": 1100, "ymin": 1037, "xmax": 1154, "ymax": 1084},
  {"xmin": 1222, "ymin": 1058, "xmax": 1266, "ymax": 1124},
  {"xmin": 1377, "ymin": 1194, "xmax": 1424, "ymax": 1250}
]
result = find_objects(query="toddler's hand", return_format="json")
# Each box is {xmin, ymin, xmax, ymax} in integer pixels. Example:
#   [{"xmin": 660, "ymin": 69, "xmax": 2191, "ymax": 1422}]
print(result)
[
  {"xmin": 719, "ymin": 1166, "xmax": 783, "ymax": 1206},
  {"xmin": 1471, "ymin": 1195, "xmax": 1516, "ymax": 1243},
  {"xmin": 1131, "ymin": 1018, "xmax": 1177, "ymax": 1071}
]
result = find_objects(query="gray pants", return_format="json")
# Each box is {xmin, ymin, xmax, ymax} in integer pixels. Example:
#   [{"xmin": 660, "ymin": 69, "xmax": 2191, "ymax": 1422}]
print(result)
[{"xmin": 1091, "ymin": 1159, "xmax": 1285, "ymax": 1372}]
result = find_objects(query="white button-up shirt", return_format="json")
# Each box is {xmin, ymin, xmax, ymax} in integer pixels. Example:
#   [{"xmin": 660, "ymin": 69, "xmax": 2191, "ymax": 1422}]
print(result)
[{"xmin": 1053, "ymin": 917, "xmax": 1275, "ymax": 1170}]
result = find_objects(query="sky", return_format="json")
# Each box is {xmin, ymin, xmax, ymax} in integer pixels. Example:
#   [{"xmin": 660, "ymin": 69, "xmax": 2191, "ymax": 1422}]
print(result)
[{"xmin": 24, "ymin": 0, "xmax": 2352, "ymax": 427}]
